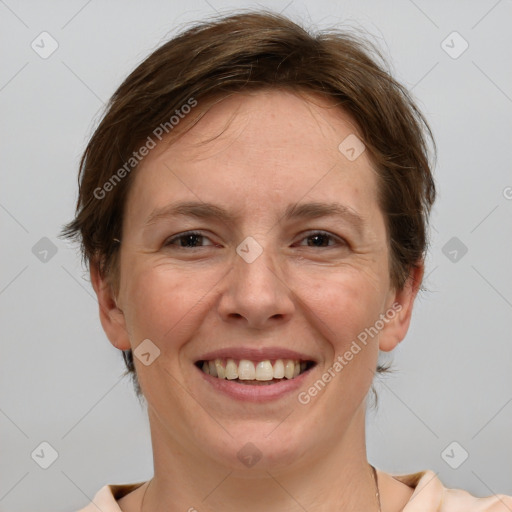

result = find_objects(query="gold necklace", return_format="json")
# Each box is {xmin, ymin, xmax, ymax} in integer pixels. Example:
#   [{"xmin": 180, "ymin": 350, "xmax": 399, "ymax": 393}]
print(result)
[
  {"xmin": 140, "ymin": 464, "xmax": 381, "ymax": 511},
  {"xmin": 140, "ymin": 479, "xmax": 151, "ymax": 512},
  {"xmin": 371, "ymin": 464, "xmax": 382, "ymax": 512}
]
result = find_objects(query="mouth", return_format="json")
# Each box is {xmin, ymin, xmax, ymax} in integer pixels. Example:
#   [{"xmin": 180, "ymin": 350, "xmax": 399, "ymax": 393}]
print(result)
[
  {"xmin": 193, "ymin": 348, "xmax": 318, "ymax": 402},
  {"xmin": 195, "ymin": 358, "xmax": 316, "ymax": 385}
]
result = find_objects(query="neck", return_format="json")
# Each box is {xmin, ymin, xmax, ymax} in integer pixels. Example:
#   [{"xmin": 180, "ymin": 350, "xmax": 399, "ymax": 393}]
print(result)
[{"xmin": 143, "ymin": 404, "xmax": 379, "ymax": 512}]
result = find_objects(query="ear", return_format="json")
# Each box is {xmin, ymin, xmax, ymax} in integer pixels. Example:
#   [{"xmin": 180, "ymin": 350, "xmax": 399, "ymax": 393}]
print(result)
[
  {"xmin": 90, "ymin": 260, "xmax": 131, "ymax": 351},
  {"xmin": 378, "ymin": 262, "xmax": 424, "ymax": 352}
]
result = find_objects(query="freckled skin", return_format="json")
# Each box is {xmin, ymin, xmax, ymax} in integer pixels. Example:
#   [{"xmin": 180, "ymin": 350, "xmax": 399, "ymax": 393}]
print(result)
[{"xmin": 93, "ymin": 90, "xmax": 421, "ymax": 512}]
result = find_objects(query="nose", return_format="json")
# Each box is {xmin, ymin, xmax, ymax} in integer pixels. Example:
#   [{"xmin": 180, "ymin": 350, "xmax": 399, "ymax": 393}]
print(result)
[{"xmin": 217, "ymin": 242, "xmax": 295, "ymax": 330}]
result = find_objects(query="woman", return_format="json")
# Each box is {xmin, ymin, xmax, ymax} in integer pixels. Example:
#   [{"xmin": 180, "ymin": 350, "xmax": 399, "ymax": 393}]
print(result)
[{"xmin": 64, "ymin": 10, "xmax": 511, "ymax": 512}]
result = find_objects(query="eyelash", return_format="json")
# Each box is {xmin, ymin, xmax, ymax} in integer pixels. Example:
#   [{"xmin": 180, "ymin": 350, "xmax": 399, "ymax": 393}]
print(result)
[{"xmin": 163, "ymin": 230, "xmax": 346, "ymax": 249}]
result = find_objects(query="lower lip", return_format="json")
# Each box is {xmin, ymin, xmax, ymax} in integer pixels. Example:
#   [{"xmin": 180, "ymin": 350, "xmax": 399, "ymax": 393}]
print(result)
[{"xmin": 196, "ymin": 365, "xmax": 313, "ymax": 403}]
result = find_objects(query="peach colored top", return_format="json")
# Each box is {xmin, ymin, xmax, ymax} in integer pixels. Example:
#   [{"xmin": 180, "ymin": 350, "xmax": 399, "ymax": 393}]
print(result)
[{"xmin": 77, "ymin": 469, "xmax": 512, "ymax": 511}]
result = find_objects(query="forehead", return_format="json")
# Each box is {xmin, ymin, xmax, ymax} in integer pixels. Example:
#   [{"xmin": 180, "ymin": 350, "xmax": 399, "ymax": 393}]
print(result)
[
  {"xmin": 158, "ymin": 89, "xmax": 364, "ymax": 161},
  {"xmin": 125, "ymin": 89, "xmax": 380, "ymax": 227}
]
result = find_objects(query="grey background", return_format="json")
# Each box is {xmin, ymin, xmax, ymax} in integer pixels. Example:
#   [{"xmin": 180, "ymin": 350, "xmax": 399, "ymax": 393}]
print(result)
[{"xmin": 1, "ymin": 0, "xmax": 511, "ymax": 510}]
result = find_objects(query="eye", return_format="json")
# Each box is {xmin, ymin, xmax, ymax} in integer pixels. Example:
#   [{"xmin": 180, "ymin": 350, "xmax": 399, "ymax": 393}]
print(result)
[
  {"xmin": 164, "ymin": 231, "xmax": 217, "ymax": 249},
  {"xmin": 295, "ymin": 230, "xmax": 346, "ymax": 248},
  {"xmin": 163, "ymin": 230, "xmax": 345, "ymax": 250}
]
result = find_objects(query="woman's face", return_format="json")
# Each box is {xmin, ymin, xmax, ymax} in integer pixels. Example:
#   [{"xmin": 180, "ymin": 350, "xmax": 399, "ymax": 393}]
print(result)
[{"xmin": 101, "ymin": 90, "xmax": 416, "ymax": 471}]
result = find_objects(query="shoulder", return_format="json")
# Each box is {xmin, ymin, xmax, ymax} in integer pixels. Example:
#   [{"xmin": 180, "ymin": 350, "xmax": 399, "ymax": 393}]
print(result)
[
  {"xmin": 386, "ymin": 469, "xmax": 512, "ymax": 512},
  {"xmin": 76, "ymin": 482, "xmax": 146, "ymax": 512}
]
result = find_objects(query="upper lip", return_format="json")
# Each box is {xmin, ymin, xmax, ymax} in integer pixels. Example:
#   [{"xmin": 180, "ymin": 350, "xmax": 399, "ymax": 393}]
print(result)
[{"xmin": 195, "ymin": 347, "xmax": 317, "ymax": 363}]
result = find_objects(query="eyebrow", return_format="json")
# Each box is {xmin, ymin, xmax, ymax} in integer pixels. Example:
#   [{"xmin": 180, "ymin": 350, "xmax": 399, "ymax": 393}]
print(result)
[{"xmin": 144, "ymin": 200, "xmax": 365, "ymax": 231}]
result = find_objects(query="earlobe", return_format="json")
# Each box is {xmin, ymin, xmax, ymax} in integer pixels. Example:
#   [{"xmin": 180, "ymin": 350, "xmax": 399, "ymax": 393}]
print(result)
[
  {"xmin": 90, "ymin": 260, "xmax": 131, "ymax": 351},
  {"xmin": 378, "ymin": 263, "xmax": 424, "ymax": 352}
]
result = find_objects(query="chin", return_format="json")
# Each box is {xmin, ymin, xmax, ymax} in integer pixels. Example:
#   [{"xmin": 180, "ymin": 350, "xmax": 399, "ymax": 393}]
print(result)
[{"xmin": 197, "ymin": 417, "xmax": 316, "ymax": 473}]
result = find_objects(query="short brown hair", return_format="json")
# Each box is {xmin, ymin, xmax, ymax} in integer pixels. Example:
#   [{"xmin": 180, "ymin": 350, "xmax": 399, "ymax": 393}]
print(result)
[{"xmin": 62, "ymin": 10, "xmax": 436, "ymax": 400}]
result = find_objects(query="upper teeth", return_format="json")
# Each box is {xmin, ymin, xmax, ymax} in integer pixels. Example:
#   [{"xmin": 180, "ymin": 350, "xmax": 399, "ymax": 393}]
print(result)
[{"xmin": 201, "ymin": 359, "xmax": 307, "ymax": 380}]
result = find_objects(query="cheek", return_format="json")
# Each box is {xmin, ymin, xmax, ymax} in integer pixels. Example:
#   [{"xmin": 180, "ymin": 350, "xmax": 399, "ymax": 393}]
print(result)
[
  {"xmin": 119, "ymin": 260, "xmax": 218, "ymax": 345},
  {"xmin": 304, "ymin": 277, "xmax": 383, "ymax": 400},
  {"xmin": 297, "ymin": 268, "xmax": 387, "ymax": 349}
]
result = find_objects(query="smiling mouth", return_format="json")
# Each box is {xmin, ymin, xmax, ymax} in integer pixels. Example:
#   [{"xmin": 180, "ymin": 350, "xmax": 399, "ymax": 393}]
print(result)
[{"xmin": 195, "ymin": 358, "xmax": 316, "ymax": 385}]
